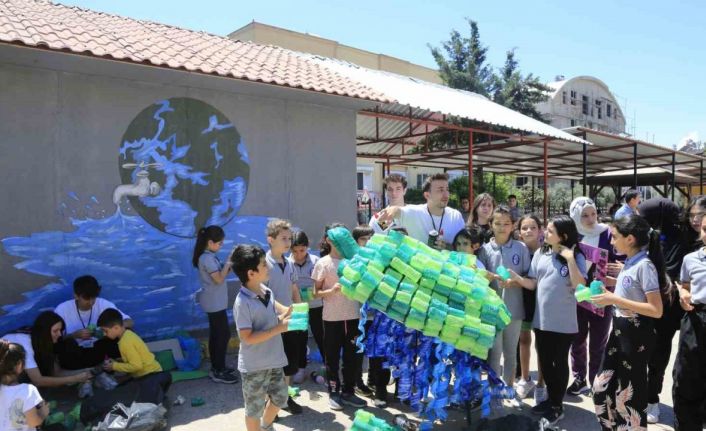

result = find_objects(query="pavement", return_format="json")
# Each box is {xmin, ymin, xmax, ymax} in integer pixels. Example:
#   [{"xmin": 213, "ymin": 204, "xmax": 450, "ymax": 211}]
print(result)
[{"xmin": 167, "ymin": 334, "xmax": 680, "ymax": 431}]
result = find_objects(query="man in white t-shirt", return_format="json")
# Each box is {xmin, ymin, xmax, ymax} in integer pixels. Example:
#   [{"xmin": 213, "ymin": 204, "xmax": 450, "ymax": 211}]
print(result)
[
  {"xmin": 377, "ymin": 173, "xmax": 465, "ymax": 248},
  {"xmin": 369, "ymin": 173, "xmax": 407, "ymax": 234},
  {"xmin": 54, "ymin": 275, "xmax": 132, "ymax": 369}
]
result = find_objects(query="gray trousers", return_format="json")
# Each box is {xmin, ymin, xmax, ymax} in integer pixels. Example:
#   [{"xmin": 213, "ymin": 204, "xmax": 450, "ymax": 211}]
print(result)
[{"xmin": 489, "ymin": 319, "xmax": 523, "ymax": 384}]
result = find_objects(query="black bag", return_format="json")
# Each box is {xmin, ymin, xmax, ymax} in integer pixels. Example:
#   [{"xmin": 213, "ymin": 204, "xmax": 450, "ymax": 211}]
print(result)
[{"xmin": 476, "ymin": 414, "xmax": 559, "ymax": 431}]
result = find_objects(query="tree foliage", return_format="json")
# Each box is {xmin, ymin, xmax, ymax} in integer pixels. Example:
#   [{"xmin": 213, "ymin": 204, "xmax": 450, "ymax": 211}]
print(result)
[{"xmin": 428, "ymin": 19, "xmax": 551, "ymax": 123}]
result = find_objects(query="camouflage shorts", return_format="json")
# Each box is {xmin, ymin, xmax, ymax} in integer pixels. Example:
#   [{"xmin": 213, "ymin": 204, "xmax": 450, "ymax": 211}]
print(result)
[{"xmin": 241, "ymin": 367, "xmax": 288, "ymax": 418}]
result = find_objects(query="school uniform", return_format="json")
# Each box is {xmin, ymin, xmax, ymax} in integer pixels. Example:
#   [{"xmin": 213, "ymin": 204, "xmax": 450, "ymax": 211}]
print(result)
[
  {"xmin": 478, "ymin": 238, "xmax": 531, "ymax": 384},
  {"xmin": 266, "ymin": 251, "xmax": 301, "ymax": 377},
  {"xmin": 673, "ymin": 248, "xmax": 706, "ymax": 431},
  {"xmin": 592, "ymin": 250, "xmax": 659, "ymax": 431},
  {"xmin": 528, "ymin": 248, "xmax": 587, "ymax": 409},
  {"xmin": 234, "ymin": 285, "xmax": 288, "ymax": 418},
  {"xmin": 197, "ymin": 251, "xmax": 231, "ymax": 372},
  {"xmin": 289, "ymin": 253, "xmax": 323, "ymax": 367}
]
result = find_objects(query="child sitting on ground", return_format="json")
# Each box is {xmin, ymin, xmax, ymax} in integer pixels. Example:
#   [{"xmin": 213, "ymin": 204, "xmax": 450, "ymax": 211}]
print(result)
[
  {"xmin": 98, "ymin": 308, "xmax": 171, "ymax": 404},
  {"xmin": 232, "ymin": 244, "xmax": 292, "ymax": 431},
  {"xmin": 0, "ymin": 340, "xmax": 54, "ymax": 431}
]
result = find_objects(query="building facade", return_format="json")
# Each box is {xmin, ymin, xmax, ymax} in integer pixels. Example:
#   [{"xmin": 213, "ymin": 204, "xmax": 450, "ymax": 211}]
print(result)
[{"xmin": 536, "ymin": 75, "xmax": 626, "ymax": 134}]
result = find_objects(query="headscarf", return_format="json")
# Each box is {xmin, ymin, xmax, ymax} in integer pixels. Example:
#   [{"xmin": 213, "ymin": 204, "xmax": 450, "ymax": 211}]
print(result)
[{"xmin": 569, "ymin": 197, "xmax": 609, "ymax": 247}]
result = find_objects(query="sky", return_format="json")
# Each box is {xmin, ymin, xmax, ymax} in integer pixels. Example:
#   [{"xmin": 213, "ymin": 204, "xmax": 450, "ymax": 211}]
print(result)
[{"xmin": 60, "ymin": 0, "xmax": 706, "ymax": 149}]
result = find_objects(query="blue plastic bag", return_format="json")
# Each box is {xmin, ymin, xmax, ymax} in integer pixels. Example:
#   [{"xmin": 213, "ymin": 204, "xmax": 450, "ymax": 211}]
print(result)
[{"xmin": 175, "ymin": 335, "xmax": 202, "ymax": 371}]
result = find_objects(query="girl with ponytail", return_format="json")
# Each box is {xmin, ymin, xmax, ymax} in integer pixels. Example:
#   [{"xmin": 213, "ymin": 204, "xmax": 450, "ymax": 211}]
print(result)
[
  {"xmin": 192, "ymin": 225, "xmax": 239, "ymax": 384},
  {"xmin": 591, "ymin": 214, "xmax": 665, "ymax": 430},
  {"xmin": 0, "ymin": 340, "xmax": 51, "ymax": 430}
]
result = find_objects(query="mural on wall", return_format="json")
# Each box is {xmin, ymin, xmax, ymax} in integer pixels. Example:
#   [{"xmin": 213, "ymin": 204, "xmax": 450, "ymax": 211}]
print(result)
[{"xmin": 1, "ymin": 98, "xmax": 269, "ymax": 338}]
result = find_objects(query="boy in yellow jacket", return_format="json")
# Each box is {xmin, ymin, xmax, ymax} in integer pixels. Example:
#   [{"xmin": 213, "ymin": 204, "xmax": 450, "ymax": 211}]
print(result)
[{"xmin": 98, "ymin": 308, "xmax": 171, "ymax": 403}]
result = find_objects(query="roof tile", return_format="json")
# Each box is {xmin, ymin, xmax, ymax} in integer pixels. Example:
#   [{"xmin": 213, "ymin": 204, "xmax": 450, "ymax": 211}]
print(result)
[{"xmin": 0, "ymin": 0, "xmax": 389, "ymax": 102}]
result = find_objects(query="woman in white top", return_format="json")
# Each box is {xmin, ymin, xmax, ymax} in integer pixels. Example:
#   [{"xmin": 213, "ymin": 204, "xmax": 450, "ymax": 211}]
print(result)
[
  {"xmin": 0, "ymin": 339, "xmax": 49, "ymax": 431},
  {"xmin": 2, "ymin": 312, "xmax": 90, "ymax": 388}
]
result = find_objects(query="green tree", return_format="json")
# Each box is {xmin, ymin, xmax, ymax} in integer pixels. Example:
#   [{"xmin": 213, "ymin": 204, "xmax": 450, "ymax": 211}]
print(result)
[
  {"xmin": 429, "ymin": 18, "xmax": 494, "ymax": 96},
  {"xmin": 492, "ymin": 49, "xmax": 551, "ymax": 122}
]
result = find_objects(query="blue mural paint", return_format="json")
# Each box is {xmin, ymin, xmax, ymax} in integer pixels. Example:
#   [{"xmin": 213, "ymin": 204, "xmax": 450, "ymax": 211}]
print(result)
[
  {"xmin": 1, "ymin": 97, "xmax": 256, "ymax": 339},
  {"xmin": 1, "ymin": 210, "xmax": 271, "ymax": 339}
]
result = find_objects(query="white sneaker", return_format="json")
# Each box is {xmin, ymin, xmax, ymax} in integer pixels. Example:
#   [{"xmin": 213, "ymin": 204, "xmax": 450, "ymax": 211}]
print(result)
[
  {"xmin": 646, "ymin": 402, "xmax": 660, "ymax": 424},
  {"xmin": 291, "ymin": 368, "xmax": 306, "ymax": 384},
  {"xmin": 515, "ymin": 378, "xmax": 536, "ymax": 399},
  {"xmin": 534, "ymin": 385, "xmax": 548, "ymax": 404}
]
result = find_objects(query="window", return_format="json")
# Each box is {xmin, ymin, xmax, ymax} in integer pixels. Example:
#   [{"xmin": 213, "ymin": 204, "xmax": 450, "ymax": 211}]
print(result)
[
  {"xmin": 357, "ymin": 172, "xmax": 364, "ymax": 190},
  {"xmin": 416, "ymin": 174, "xmax": 429, "ymax": 189},
  {"xmin": 515, "ymin": 176, "xmax": 529, "ymax": 187},
  {"xmin": 596, "ymin": 100, "xmax": 602, "ymax": 119},
  {"xmin": 606, "ymin": 103, "xmax": 612, "ymax": 118},
  {"xmin": 570, "ymin": 90, "xmax": 577, "ymax": 106},
  {"xmin": 582, "ymin": 95, "xmax": 589, "ymax": 115},
  {"xmin": 570, "ymin": 119, "xmax": 576, "ymax": 127},
  {"xmin": 562, "ymin": 91, "xmax": 567, "ymax": 104}
]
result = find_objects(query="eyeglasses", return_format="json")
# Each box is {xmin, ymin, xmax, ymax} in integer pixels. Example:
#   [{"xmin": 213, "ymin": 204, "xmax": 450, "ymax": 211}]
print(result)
[{"xmin": 690, "ymin": 212, "xmax": 706, "ymax": 221}]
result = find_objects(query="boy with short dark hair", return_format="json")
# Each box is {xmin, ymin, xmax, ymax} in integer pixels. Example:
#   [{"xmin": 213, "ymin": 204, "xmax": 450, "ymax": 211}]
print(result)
[
  {"xmin": 232, "ymin": 244, "xmax": 292, "ymax": 431},
  {"xmin": 98, "ymin": 308, "xmax": 171, "ymax": 404},
  {"xmin": 54, "ymin": 275, "xmax": 132, "ymax": 369},
  {"xmin": 265, "ymin": 219, "xmax": 303, "ymax": 414}
]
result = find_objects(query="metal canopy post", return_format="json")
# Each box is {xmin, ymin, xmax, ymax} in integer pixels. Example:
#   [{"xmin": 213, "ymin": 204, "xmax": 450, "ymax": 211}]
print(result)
[
  {"xmin": 381, "ymin": 162, "xmax": 387, "ymax": 207},
  {"xmin": 468, "ymin": 132, "xmax": 474, "ymax": 205},
  {"xmin": 531, "ymin": 176, "xmax": 536, "ymax": 214},
  {"xmin": 543, "ymin": 141, "xmax": 549, "ymax": 224},
  {"xmin": 671, "ymin": 153, "xmax": 676, "ymax": 201},
  {"xmin": 492, "ymin": 173, "xmax": 496, "ymax": 197},
  {"xmin": 582, "ymin": 142, "xmax": 588, "ymax": 196},
  {"xmin": 701, "ymin": 160, "xmax": 704, "ymax": 195},
  {"xmin": 633, "ymin": 143, "xmax": 638, "ymax": 188}
]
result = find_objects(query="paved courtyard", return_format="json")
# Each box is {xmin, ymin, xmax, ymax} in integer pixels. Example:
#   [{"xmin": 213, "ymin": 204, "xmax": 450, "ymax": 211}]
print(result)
[{"xmin": 167, "ymin": 334, "xmax": 679, "ymax": 431}]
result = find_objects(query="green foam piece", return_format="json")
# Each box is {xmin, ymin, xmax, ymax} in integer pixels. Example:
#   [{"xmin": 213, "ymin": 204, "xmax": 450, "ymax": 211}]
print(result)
[
  {"xmin": 398, "ymin": 282, "xmax": 416, "ymax": 294},
  {"xmin": 368, "ymin": 259, "xmax": 386, "ymax": 273},
  {"xmin": 420, "ymin": 273, "xmax": 439, "ymax": 286},
  {"xmin": 387, "ymin": 308, "xmax": 407, "ymax": 322},
  {"xmin": 170, "ymin": 370, "xmax": 209, "ymax": 382},
  {"xmin": 384, "ymin": 268, "xmax": 402, "ymax": 281},
  {"xmin": 437, "ymin": 273, "xmax": 456, "ymax": 289},
  {"xmin": 154, "ymin": 349, "xmax": 177, "ymax": 371},
  {"xmin": 433, "ymin": 283, "xmax": 451, "ymax": 297},
  {"xmin": 445, "ymin": 314, "xmax": 465, "ymax": 329},
  {"xmin": 449, "ymin": 291, "xmax": 466, "ymax": 304},
  {"xmin": 431, "ymin": 292, "xmax": 448, "ymax": 304},
  {"xmin": 455, "ymin": 279, "xmax": 472, "ymax": 294},
  {"xmin": 386, "ymin": 229, "xmax": 405, "ymax": 245}
]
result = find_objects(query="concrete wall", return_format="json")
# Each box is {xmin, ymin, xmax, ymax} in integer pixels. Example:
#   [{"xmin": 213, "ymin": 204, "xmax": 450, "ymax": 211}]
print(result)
[{"xmin": 0, "ymin": 45, "xmax": 364, "ymax": 336}]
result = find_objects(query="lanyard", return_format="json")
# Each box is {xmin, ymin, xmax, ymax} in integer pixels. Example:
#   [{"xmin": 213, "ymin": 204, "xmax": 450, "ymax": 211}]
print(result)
[
  {"xmin": 427, "ymin": 207, "xmax": 445, "ymax": 233},
  {"xmin": 75, "ymin": 301, "xmax": 93, "ymax": 329}
]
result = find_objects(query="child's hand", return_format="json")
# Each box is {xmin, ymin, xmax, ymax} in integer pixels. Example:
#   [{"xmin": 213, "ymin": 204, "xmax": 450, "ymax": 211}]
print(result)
[
  {"xmin": 679, "ymin": 287, "xmax": 694, "ymax": 312},
  {"xmin": 73, "ymin": 329, "xmax": 92, "ymax": 340},
  {"xmin": 590, "ymin": 289, "xmax": 615, "ymax": 307},
  {"xmin": 604, "ymin": 276, "xmax": 617, "ymax": 287},
  {"xmin": 558, "ymin": 245, "xmax": 575, "ymax": 261},
  {"xmin": 606, "ymin": 262, "xmax": 623, "ymax": 277},
  {"xmin": 332, "ymin": 283, "xmax": 342, "ymax": 293},
  {"xmin": 103, "ymin": 360, "xmax": 114, "ymax": 372}
]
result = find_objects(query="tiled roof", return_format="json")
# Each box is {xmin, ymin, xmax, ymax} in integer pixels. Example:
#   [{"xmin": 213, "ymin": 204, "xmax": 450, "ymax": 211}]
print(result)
[{"xmin": 0, "ymin": 0, "xmax": 389, "ymax": 102}]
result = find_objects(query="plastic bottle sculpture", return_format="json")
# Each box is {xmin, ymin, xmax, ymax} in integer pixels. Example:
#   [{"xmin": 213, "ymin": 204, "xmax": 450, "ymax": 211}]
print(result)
[{"xmin": 328, "ymin": 228, "xmax": 511, "ymax": 360}]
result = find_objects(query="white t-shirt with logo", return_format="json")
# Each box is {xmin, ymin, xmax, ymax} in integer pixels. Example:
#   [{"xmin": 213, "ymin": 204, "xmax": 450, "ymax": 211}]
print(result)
[
  {"xmin": 54, "ymin": 298, "xmax": 131, "ymax": 347},
  {"xmin": 395, "ymin": 204, "xmax": 466, "ymax": 244},
  {"xmin": 0, "ymin": 383, "xmax": 43, "ymax": 431}
]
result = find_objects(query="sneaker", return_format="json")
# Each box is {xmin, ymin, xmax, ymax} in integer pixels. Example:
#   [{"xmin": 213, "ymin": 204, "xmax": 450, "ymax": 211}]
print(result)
[
  {"xmin": 283, "ymin": 396, "xmax": 303, "ymax": 415},
  {"xmin": 534, "ymin": 385, "xmax": 548, "ymax": 404},
  {"xmin": 531, "ymin": 399, "xmax": 552, "ymax": 415},
  {"xmin": 209, "ymin": 369, "xmax": 239, "ymax": 384},
  {"xmin": 566, "ymin": 377, "xmax": 590, "ymax": 395},
  {"xmin": 515, "ymin": 378, "xmax": 535, "ymax": 399},
  {"xmin": 341, "ymin": 392, "xmax": 367, "ymax": 408},
  {"xmin": 646, "ymin": 402, "xmax": 660, "ymax": 423},
  {"xmin": 329, "ymin": 393, "xmax": 343, "ymax": 411},
  {"xmin": 355, "ymin": 381, "xmax": 374, "ymax": 398},
  {"xmin": 292, "ymin": 368, "xmax": 306, "ymax": 384},
  {"xmin": 373, "ymin": 397, "xmax": 387, "ymax": 408},
  {"xmin": 542, "ymin": 406, "xmax": 564, "ymax": 425}
]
